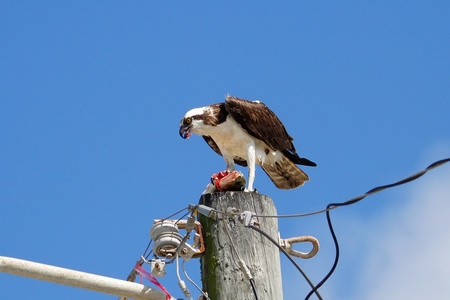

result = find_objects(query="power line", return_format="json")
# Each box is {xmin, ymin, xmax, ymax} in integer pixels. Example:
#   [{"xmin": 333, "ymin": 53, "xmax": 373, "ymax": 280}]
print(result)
[
  {"xmin": 255, "ymin": 158, "xmax": 450, "ymax": 219},
  {"xmin": 304, "ymin": 158, "xmax": 450, "ymax": 299}
]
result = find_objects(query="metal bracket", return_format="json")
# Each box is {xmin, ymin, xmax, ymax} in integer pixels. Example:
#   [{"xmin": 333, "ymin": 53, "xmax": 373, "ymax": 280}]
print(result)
[
  {"xmin": 179, "ymin": 243, "xmax": 196, "ymax": 262},
  {"xmin": 150, "ymin": 259, "xmax": 166, "ymax": 277}
]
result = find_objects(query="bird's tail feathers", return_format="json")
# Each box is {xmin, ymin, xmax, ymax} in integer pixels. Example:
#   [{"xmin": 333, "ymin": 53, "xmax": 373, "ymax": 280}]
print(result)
[
  {"xmin": 261, "ymin": 157, "xmax": 309, "ymax": 189},
  {"xmin": 282, "ymin": 150, "xmax": 317, "ymax": 167}
]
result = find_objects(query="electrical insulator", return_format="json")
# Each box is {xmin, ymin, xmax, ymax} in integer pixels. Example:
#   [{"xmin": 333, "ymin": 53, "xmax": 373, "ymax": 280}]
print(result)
[
  {"xmin": 150, "ymin": 219, "xmax": 206, "ymax": 259},
  {"xmin": 150, "ymin": 221, "xmax": 182, "ymax": 259}
]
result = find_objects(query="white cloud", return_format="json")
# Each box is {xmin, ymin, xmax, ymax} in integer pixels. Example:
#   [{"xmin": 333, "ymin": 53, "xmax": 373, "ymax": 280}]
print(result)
[
  {"xmin": 280, "ymin": 144, "xmax": 450, "ymax": 299},
  {"xmin": 352, "ymin": 161, "xmax": 450, "ymax": 299}
]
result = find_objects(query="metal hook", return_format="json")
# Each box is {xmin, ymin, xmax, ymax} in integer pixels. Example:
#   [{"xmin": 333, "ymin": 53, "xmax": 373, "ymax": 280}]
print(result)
[{"xmin": 279, "ymin": 235, "xmax": 320, "ymax": 259}]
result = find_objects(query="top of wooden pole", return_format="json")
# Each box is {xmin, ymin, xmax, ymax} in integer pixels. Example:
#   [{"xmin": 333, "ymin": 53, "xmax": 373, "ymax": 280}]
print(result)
[{"xmin": 198, "ymin": 191, "xmax": 283, "ymax": 300}]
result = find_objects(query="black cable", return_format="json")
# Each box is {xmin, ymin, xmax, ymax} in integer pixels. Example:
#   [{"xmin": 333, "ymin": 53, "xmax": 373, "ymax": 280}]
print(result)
[
  {"xmin": 142, "ymin": 239, "xmax": 153, "ymax": 260},
  {"xmin": 305, "ymin": 158, "xmax": 450, "ymax": 300},
  {"xmin": 161, "ymin": 206, "xmax": 189, "ymax": 222},
  {"xmin": 335, "ymin": 158, "xmax": 450, "ymax": 208},
  {"xmin": 144, "ymin": 250, "xmax": 154, "ymax": 261},
  {"xmin": 249, "ymin": 225, "xmax": 323, "ymax": 300},
  {"xmin": 175, "ymin": 210, "xmax": 191, "ymax": 224},
  {"xmin": 250, "ymin": 278, "xmax": 259, "ymax": 300},
  {"xmin": 304, "ymin": 206, "xmax": 337, "ymax": 300}
]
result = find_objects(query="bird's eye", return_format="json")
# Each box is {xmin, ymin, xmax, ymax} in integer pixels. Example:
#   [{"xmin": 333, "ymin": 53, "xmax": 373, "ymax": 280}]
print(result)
[{"xmin": 186, "ymin": 118, "xmax": 192, "ymax": 124}]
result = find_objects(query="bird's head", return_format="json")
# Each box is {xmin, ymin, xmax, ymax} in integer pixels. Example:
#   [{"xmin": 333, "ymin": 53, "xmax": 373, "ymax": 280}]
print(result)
[{"xmin": 179, "ymin": 107, "xmax": 210, "ymax": 139}]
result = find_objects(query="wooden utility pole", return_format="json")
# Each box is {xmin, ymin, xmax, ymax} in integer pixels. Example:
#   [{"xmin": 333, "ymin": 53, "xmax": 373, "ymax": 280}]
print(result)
[{"xmin": 198, "ymin": 191, "xmax": 283, "ymax": 300}]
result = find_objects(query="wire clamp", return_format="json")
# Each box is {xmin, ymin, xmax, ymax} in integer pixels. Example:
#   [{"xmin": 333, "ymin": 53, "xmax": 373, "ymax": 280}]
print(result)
[
  {"xmin": 188, "ymin": 203, "xmax": 216, "ymax": 219},
  {"xmin": 225, "ymin": 207, "xmax": 239, "ymax": 216},
  {"xmin": 240, "ymin": 211, "xmax": 258, "ymax": 227},
  {"xmin": 186, "ymin": 215, "xmax": 196, "ymax": 233}
]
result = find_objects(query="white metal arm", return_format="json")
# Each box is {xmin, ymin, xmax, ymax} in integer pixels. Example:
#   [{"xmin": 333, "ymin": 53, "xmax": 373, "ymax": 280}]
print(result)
[{"xmin": 0, "ymin": 256, "xmax": 175, "ymax": 300}]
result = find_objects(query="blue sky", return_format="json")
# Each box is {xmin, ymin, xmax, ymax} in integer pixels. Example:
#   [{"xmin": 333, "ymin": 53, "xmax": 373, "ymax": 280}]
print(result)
[{"xmin": 1, "ymin": 2, "xmax": 449, "ymax": 299}]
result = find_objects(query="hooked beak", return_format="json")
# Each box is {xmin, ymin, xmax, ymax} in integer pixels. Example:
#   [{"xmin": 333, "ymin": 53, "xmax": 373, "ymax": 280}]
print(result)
[{"xmin": 179, "ymin": 125, "xmax": 192, "ymax": 139}]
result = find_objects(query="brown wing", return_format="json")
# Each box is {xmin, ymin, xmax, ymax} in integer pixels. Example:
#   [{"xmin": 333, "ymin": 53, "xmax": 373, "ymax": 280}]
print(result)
[{"xmin": 225, "ymin": 96, "xmax": 297, "ymax": 153}]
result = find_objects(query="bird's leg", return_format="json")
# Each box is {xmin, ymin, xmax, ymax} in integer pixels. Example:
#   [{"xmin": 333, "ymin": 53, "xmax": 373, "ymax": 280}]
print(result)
[
  {"xmin": 223, "ymin": 153, "xmax": 236, "ymax": 175},
  {"xmin": 245, "ymin": 144, "xmax": 256, "ymax": 192}
]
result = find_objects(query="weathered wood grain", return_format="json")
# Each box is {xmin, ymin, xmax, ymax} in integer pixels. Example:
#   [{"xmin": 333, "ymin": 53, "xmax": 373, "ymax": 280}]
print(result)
[{"xmin": 199, "ymin": 192, "xmax": 283, "ymax": 300}]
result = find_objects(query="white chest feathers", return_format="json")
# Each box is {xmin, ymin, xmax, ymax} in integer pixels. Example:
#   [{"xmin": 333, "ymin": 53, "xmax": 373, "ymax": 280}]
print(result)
[{"xmin": 196, "ymin": 116, "xmax": 281, "ymax": 165}]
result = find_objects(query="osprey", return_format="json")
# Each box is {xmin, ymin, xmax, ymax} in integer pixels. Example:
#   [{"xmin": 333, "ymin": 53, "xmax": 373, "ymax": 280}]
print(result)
[{"xmin": 179, "ymin": 96, "xmax": 316, "ymax": 191}]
